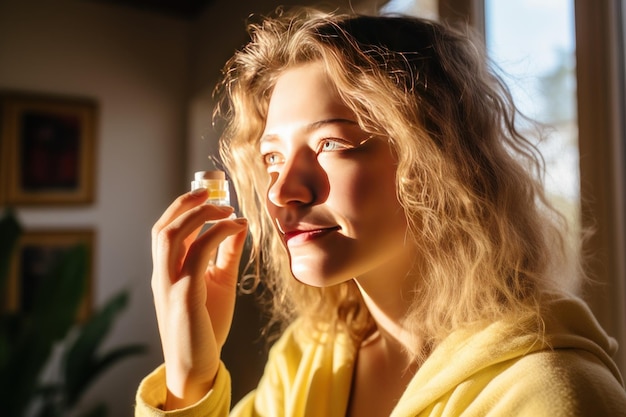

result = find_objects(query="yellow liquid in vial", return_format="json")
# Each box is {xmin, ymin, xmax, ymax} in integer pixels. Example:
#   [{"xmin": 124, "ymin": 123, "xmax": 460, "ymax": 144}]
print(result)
[{"xmin": 208, "ymin": 189, "xmax": 227, "ymax": 199}]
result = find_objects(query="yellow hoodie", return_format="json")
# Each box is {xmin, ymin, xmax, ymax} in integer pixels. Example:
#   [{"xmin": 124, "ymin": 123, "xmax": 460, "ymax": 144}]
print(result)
[{"xmin": 136, "ymin": 295, "xmax": 626, "ymax": 416}]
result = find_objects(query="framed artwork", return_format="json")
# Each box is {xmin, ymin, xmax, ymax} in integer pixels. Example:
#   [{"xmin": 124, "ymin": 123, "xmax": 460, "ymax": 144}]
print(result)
[
  {"xmin": 5, "ymin": 229, "xmax": 95, "ymax": 322},
  {"xmin": 0, "ymin": 117, "xmax": 5, "ymax": 206},
  {"xmin": 1, "ymin": 93, "xmax": 97, "ymax": 205}
]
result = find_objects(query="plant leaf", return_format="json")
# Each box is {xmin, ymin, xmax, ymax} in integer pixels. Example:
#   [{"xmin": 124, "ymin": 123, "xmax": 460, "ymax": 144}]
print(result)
[
  {"xmin": 66, "ymin": 343, "xmax": 146, "ymax": 407},
  {"xmin": 29, "ymin": 244, "xmax": 89, "ymax": 335},
  {"xmin": 63, "ymin": 290, "xmax": 146, "ymax": 406},
  {"xmin": 2, "ymin": 244, "xmax": 88, "ymax": 417}
]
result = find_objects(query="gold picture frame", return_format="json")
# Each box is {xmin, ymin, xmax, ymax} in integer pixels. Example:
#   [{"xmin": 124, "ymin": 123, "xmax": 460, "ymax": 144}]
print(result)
[
  {"xmin": 5, "ymin": 229, "xmax": 95, "ymax": 322},
  {"xmin": 1, "ymin": 93, "xmax": 97, "ymax": 205}
]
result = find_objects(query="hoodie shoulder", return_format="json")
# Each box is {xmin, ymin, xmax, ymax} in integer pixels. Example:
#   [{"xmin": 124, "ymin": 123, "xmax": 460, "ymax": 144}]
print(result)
[
  {"xmin": 393, "ymin": 294, "xmax": 626, "ymax": 416},
  {"xmin": 473, "ymin": 293, "xmax": 626, "ymax": 416},
  {"xmin": 475, "ymin": 347, "xmax": 626, "ymax": 416}
]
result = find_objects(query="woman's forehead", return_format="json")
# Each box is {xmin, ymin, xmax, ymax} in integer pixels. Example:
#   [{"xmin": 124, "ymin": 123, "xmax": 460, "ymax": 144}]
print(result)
[{"xmin": 263, "ymin": 63, "xmax": 354, "ymax": 134}]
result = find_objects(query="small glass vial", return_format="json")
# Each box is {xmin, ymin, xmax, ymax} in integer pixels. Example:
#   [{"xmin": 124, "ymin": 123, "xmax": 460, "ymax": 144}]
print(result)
[{"xmin": 191, "ymin": 170, "xmax": 231, "ymax": 207}]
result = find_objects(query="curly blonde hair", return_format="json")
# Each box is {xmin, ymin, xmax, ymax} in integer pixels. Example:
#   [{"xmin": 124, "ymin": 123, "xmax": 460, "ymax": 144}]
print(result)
[{"xmin": 215, "ymin": 7, "xmax": 582, "ymax": 352}]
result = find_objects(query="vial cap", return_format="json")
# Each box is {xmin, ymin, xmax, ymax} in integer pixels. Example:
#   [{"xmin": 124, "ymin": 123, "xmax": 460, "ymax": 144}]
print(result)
[{"xmin": 194, "ymin": 170, "xmax": 226, "ymax": 180}]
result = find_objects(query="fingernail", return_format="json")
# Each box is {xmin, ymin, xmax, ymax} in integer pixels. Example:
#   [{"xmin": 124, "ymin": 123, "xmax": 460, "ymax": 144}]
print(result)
[
  {"xmin": 233, "ymin": 218, "xmax": 247, "ymax": 225},
  {"xmin": 191, "ymin": 187, "xmax": 207, "ymax": 196}
]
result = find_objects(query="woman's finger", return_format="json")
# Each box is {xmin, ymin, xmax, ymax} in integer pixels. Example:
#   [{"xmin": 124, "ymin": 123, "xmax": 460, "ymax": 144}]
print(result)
[
  {"xmin": 181, "ymin": 218, "xmax": 248, "ymax": 283},
  {"xmin": 213, "ymin": 220, "xmax": 248, "ymax": 284},
  {"xmin": 151, "ymin": 189, "xmax": 209, "ymax": 256},
  {"xmin": 153, "ymin": 203, "xmax": 235, "ymax": 289},
  {"xmin": 205, "ymin": 223, "xmax": 248, "ymax": 346}
]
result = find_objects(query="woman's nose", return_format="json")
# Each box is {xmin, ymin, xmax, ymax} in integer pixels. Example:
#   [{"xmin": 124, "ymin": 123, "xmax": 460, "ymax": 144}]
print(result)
[{"xmin": 267, "ymin": 151, "xmax": 326, "ymax": 207}]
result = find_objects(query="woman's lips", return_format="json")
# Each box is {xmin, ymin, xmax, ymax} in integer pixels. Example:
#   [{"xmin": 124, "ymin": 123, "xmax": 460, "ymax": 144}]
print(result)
[{"xmin": 283, "ymin": 226, "xmax": 341, "ymax": 245}]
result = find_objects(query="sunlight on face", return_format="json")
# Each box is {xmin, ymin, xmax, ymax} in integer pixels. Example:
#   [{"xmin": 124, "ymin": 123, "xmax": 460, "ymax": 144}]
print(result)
[{"xmin": 261, "ymin": 63, "xmax": 409, "ymax": 287}]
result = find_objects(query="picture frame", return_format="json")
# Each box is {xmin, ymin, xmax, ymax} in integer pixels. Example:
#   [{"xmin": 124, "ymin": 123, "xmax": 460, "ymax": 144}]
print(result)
[
  {"xmin": 5, "ymin": 229, "xmax": 95, "ymax": 322},
  {"xmin": 0, "ymin": 117, "xmax": 6, "ymax": 206},
  {"xmin": 0, "ymin": 92, "xmax": 97, "ymax": 205}
]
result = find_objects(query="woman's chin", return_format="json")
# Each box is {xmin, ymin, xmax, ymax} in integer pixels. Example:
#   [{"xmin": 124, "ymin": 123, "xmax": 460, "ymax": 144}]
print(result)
[{"xmin": 289, "ymin": 264, "xmax": 353, "ymax": 288}]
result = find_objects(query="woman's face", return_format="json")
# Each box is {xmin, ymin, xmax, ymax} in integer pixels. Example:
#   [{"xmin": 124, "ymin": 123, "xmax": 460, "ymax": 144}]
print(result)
[{"xmin": 261, "ymin": 62, "xmax": 408, "ymax": 287}]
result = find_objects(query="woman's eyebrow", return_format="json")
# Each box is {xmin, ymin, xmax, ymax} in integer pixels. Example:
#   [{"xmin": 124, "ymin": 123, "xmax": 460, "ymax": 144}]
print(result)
[
  {"xmin": 260, "ymin": 118, "xmax": 358, "ymax": 144},
  {"xmin": 306, "ymin": 118, "xmax": 358, "ymax": 131}
]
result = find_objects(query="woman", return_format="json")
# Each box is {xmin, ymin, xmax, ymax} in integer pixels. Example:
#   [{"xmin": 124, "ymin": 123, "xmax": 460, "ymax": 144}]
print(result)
[{"xmin": 136, "ymin": 7, "xmax": 626, "ymax": 416}]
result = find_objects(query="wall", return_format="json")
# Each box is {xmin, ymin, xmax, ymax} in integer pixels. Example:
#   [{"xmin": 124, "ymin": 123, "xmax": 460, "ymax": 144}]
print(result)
[{"xmin": 0, "ymin": 0, "xmax": 190, "ymax": 415}]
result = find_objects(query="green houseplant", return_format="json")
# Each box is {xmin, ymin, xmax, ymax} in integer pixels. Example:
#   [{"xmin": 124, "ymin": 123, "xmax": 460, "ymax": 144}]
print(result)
[{"xmin": 0, "ymin": 210, "xmax": 145, "ymax": 417}]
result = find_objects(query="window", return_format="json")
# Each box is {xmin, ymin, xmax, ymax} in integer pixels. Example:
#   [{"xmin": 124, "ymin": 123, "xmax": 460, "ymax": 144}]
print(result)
[
  {"xmin": 485, "ymin": 0, "xmax": 579, "ymax": 231},
  {"xmin": 380, "ymin": 0, "xmax": 438, "ymax": 19}
]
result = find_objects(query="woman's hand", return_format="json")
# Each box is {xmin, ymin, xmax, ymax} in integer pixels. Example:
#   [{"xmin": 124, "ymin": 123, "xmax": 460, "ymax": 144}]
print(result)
[{"xmin": 151, "ymin": 188, "xmax": 248, "ymax": 409}]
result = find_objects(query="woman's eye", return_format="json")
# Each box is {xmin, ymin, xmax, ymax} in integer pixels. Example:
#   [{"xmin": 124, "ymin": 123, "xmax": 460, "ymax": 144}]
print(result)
[
  {"xmin": 319, "ymin": 138, "xmax": 349, "ymax": 153},
  {"xmin": 262, "ymin": 152, "xmax": 283, "ymax": 166}
]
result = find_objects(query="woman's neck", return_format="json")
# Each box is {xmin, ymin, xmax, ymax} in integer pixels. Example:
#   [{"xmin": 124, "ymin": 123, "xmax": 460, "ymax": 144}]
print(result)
[
  {"xmin": 353, "ymin": 250, "xmax": 421, "ymax": 362},
  {"xmin": 347, "ymin": 262, "xmax": 422, "ymax": 417}
]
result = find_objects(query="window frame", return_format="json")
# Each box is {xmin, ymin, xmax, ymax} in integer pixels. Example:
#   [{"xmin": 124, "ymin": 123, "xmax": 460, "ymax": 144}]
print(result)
[{"xmin": 574, "ymin": 0, "xmax": 626, "ymax": 374}]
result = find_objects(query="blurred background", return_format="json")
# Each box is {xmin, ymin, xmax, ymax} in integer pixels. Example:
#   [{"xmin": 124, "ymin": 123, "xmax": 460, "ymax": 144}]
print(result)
[{"xmin": 0, "ymin": 0, "xmax": 623, "ymax": 415}]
